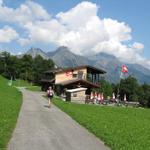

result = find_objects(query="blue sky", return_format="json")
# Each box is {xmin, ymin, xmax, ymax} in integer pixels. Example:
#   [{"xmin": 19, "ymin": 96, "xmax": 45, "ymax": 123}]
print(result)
[{"xmin": 0, "ymin": 0, "xmax": 150, "ymax": 68}]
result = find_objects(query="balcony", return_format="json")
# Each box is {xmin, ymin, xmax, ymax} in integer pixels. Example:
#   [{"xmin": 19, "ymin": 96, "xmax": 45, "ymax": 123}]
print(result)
[{"xmin": 72, "ymin": 73, "xmax": 101, "ymax": 85}]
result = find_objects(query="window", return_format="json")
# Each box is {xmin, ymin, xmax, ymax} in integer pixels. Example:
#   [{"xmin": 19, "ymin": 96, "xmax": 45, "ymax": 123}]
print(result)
[
  {"xmin": 73, "ymin": 93, "xmax": 77, "ymax": 97},
  {"xmin": 78, "ymin": 71, "xmax": 83, "ymax": 79},
  {"xmin": 73, "ymin": 74, "xmax": 77, "ymax": 78}
]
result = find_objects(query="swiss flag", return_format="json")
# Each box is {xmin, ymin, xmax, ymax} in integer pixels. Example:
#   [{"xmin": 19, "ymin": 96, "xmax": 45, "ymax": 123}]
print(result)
[
  {"xmin": 66, "ymin": 71, "xmax": 73, "ymax": 76},
  {"xmin": 121, "ymin": 65, "xmax": 128, "ymax": 73}
]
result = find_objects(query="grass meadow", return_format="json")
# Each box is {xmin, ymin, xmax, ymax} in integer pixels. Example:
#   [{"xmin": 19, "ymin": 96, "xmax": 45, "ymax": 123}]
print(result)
[
  {"xmin": 26, "ymin": 86, "xmax": 41, "ymax": 91},
  {"xmin": 0, "ymin": 76, "xmax": 22, "ymax": 149},
  {"xmin": 12, "ymin": 79, "xmax": 41, "ymax": 91},
  {"xmin": 12, "ymin": 79, "xmax": 32, "ymax": 87},
  {"xmin": 53, "ymin": 98, "xmax": 150, "ymax": 150}
]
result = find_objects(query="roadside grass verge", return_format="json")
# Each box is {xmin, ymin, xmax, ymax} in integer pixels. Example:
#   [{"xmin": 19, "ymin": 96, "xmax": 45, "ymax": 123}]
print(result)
[
  {"xmin": 26, "ymin": 86, "xmax": 41, "ymax": 91},
  {"xmin": 53, "ymin": 98, "xmax": 150, "ymax": 150},
  {"xmin": 12, "ymin": 79, "xmax": 41, "ymax": 91},
  {"xmin": 0, "ymin": 76, "xmax": 22, "ymax": 149},
  {"xmin": 12, "ymin": 79, "xmax": 31, "ymax": 87}
]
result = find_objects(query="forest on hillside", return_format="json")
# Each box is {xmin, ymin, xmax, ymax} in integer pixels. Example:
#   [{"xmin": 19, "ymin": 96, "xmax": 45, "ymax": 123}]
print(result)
[{"xmin": 0, "ymin": 51, "xmax": 54, "ymax": 83}]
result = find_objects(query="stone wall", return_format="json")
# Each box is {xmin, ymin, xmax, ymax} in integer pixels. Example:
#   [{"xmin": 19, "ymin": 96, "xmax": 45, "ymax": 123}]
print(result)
[{"xmin": 71, "ymin": 90, "xmax": 86, "ymax": 104}]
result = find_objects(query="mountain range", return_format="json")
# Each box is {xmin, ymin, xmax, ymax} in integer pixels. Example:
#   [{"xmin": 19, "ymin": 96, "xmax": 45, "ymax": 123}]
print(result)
[{"xmin": 24, "ymin": 46, "xmax": 150, "ymax": 84}]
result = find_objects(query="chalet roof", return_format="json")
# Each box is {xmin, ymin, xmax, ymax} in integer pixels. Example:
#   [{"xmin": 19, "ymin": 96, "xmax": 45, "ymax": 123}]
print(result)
[
  {"xmin": 40, "ymin": 78, "xmax": 55, "ymax": 83},
  {"xmin": 44, "ymin": 68, "xmax": 63, "ymax": 74},
  {"xmin": 66, "ymin": 88, "xmax": 87, "ymax": 93},
  {"xmin": 45, "ymin": 65, "xmax": 106, "ymax": 74},
  {"xmin": 56, "ymin": 79, "xmax": 100, "ymax": 88}
]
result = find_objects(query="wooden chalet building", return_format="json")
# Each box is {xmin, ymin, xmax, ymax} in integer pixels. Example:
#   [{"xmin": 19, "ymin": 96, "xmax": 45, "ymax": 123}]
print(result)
[{"xmin": 41, "ymin": 65, "xmax": 106, "ymax": 97}]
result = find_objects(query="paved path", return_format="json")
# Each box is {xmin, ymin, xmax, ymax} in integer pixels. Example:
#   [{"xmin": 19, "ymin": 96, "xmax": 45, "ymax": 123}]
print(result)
[{"xmin": 8, "ymin": 89, "xmax": 110, "ymax": 150}]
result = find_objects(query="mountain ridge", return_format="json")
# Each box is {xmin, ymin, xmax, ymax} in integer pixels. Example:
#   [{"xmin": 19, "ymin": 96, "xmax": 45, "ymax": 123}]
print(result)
[
  {"xmin": 24, "ymin": 46, "xmax": 150, "ymax": 84},
  {"xmin": 25, "ymin": 47, "xmax": 49, "ymax": 59}
]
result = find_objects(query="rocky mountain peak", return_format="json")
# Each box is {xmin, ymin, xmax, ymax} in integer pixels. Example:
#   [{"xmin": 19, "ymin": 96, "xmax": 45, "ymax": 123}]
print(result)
[{"xmin": 26, "ymin": 47, "xmax": 49, "ymax": 59}]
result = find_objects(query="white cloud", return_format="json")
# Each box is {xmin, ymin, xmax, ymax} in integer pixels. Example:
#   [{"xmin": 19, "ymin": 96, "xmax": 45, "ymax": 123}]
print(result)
[
  {"xmin": 103, "ymin": 18, "xmax": 132, "ymax": 42},
  {"xmin": 57, "ymin": 16, "xmax": 108, "ymax": 55},
  {"xmin": 18, "ymin": 38, "xmax": 30, "ymax": 46},
  {"xmin": 0, "ymin": 26, "xmax": 19, "ymax": 43},
  {"xmin": 93, "ymin": 39, "xmax": 140, "ymax": 63},
  {"xmin": 17, "ymin": 51, "xmax": 22, "ymax": 55},
  {"xmin": 18, "ymin": 20, "xmax": 66, "ymax": 45},
  {"xmin": 0, "ymin": 1, "xmax": 149, "ymax": 69},
  {"xmin": 0, "ymin": 0, "xmax": 50, "ymax": 24},
  {"xmin": 132, "ymin": 42, "xmax": 144, "ymax": 50},
  {"xmin": 57, "ymin": 1, "xmax": 98, "ymax": 29}
]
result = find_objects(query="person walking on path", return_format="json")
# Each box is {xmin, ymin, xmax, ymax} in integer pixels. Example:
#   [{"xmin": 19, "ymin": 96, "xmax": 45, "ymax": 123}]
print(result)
[{"xmin": 47, "ymin": 86, "xmax": 54, "ymax": 108}]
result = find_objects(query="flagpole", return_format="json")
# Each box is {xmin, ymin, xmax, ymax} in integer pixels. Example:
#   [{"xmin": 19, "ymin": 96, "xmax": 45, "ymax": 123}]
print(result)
[
  {"xmin": 117, "ymin": 77, "xmax": 121, "ymax": 105},
  {"xmin": 117, "ymin": 69, "xmax": 123, "ymax": 105}
]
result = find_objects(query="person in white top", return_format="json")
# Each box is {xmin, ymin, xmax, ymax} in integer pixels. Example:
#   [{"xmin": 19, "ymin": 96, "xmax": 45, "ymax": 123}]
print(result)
[{"xmin": 47, "ymin": 86, "xmax": 54, "ymax": 108}]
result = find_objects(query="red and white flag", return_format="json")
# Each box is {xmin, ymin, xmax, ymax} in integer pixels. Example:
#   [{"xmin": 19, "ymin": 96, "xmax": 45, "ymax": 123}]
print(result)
[
  {"xmin": 120, "ymin": 64, "xmax": 129, "ymax": 79},
  {"xmin": 66, "ymin": 71, "xmax": 73, "ymax": 76},
  {"xmin": 121, "ymin": 65, "xmax": 128, "ymax": 73}
]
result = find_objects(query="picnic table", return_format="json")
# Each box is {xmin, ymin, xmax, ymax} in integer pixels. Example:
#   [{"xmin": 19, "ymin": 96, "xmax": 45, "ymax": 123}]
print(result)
[
  {"xmin": 85, "ymin": 95, "xmax": 140, "ymax": 108},
  {"xmin": 115, "ymin": 100, "xmax": 140, "ymax": 107},
  {"xmin": 125, "ymin": 101, "xmax": 140, "ymax": 107},
  {"xmin": 85, "ymin": 95, "xmax": 109, "ymax": 105}
]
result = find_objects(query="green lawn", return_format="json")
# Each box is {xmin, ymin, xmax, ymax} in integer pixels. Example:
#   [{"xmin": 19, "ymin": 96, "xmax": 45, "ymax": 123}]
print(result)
[
  {"xmin": 12, "ymin": 79, "xmax": 32, "ymax": 87},
  {"xmin": 53, "ymin": 98, "xmax": 150, "ymax": 150},
  {"xmin": 0, "ymin": 76, "xmax": 22, "ymax": 149},
  {"xmin": 26, "ymin": 86, "xmax": 41, "ymax": 91},
  {"xmin": 12, "ymin": 79, "xmax": 41, "ymax": 91}
]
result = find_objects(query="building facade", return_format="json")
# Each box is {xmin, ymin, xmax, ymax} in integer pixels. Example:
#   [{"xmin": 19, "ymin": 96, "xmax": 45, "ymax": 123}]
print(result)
[{"xmin": 41, "ymin": 65, "xmax": 106, "ymax": 98}]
